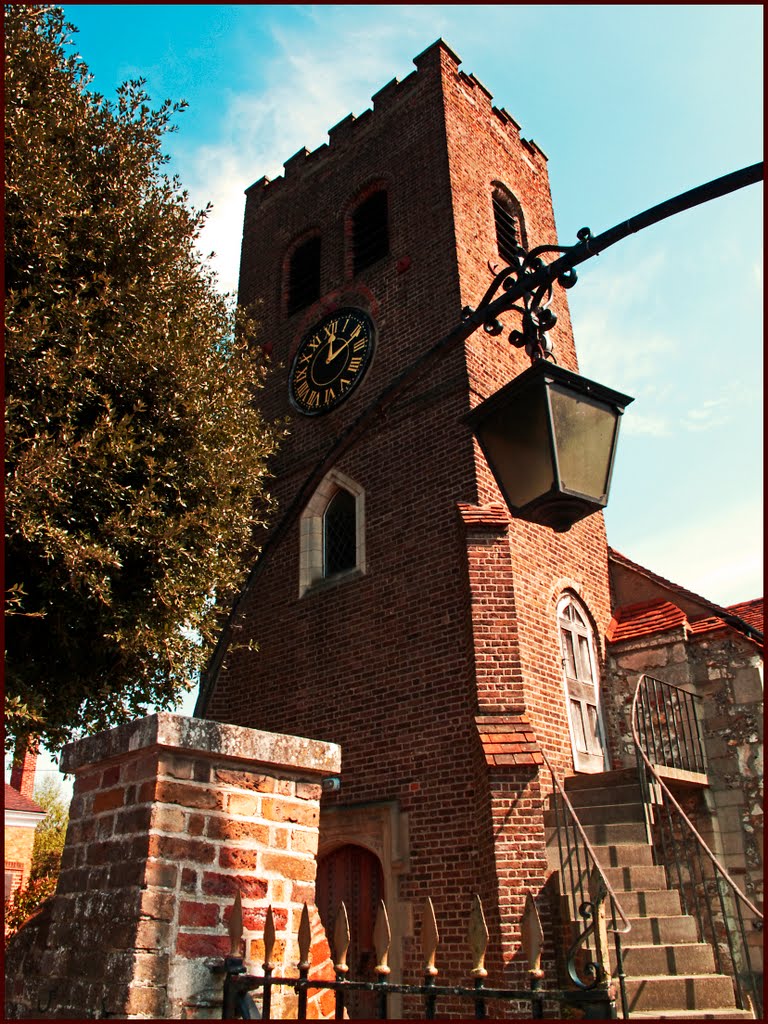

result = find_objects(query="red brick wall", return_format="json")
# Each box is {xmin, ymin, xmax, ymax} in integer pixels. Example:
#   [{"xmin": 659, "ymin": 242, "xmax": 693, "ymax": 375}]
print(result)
[
  {"xmin": 4, "ymin": 714, "xmax": 339, "ymax": 1020},
  {"xmin": 4, "ymin": 827, "xmax": 36, "ymax": 893},
  {"xmin": 204, "ymin": 39, "xmax": 615, "ymax": 996}
]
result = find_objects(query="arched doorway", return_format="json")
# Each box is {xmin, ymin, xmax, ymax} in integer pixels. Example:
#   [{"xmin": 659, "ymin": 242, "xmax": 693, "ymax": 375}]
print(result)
[{"xmin": 316, "ymin": 843, "xmax": 385, "ymax": 1019}]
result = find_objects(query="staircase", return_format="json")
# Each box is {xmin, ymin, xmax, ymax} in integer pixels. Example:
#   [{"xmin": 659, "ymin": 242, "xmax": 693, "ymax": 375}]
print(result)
[{"xmin": 546, "ymin": 768, "xmax": 755, "ymax": 1019}]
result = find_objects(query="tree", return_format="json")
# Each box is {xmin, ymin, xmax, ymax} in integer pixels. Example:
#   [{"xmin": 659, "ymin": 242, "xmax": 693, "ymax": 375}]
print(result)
[
  {"xmin": 4, "ymin": 777, "xmax": 68, "ymax": 941},
  {"xmin": 4, "ymin": 6, "xmax": 280, "ymax": 752},
  {"xmin": 30, "ymin": 776, "xmax": 69, "ymax": 880}
]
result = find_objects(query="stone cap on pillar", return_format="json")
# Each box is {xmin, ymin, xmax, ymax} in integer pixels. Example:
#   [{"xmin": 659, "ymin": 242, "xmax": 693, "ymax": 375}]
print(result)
[{"xmin": 60, "ymin": 712, "xmax": 341, "ymax": 778}]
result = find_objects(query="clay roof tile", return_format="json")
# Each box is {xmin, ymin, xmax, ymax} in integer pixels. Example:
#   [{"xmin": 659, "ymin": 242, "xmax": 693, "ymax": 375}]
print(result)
[{"xmin": 4, "ymin": 782, "xmax": 44, "ymax": 815}]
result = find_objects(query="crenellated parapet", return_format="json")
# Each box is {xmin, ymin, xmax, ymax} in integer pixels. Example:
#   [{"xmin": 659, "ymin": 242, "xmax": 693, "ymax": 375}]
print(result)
[{"xmin": 244, "ymin": 38, "xmax": 545, "ymax": 204}]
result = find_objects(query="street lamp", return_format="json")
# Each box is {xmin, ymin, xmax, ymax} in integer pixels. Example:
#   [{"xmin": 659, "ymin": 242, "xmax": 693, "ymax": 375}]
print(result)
[
  {"xmin": 458, "ymin": 162, "xmax": 761, "ymax": 531},
  {"xmin": 465, "ymin": 360, "xmax": 633, "ymax": 532}
]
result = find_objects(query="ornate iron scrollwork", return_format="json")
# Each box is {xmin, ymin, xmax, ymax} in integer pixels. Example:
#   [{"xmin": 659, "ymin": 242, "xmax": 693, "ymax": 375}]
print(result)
[
  {"xmin": 462, "ymin": 229, "xmax": 595, "ymax": 364},
  {"xmin": 565, "ymin": 899, "xmax": 607, "ymax": 992}
]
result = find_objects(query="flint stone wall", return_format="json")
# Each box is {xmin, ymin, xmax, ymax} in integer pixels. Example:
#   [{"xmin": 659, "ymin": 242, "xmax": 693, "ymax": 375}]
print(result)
[{"xmin": 604, "ymin": 628, "xmax": 763, "ymax": 969}]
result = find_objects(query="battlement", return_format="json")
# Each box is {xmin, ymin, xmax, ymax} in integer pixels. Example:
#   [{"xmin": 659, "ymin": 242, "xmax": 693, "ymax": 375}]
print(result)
[{"xmin": 244, "ymin": 38, "xmax": 546, "ymax": 203}]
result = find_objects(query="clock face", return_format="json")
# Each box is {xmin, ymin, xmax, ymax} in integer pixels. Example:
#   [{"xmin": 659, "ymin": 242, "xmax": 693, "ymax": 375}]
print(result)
[{"xmin": 289, "ymin": 308, "xmax": 375, "ymax": 416}]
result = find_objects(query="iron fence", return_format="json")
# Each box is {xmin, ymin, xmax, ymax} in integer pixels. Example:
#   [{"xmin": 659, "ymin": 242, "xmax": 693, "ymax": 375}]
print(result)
[
  {"xmin": 214, "ymin": 890, "xmax": 618, "ymax": 1019},
  {"xmin": 633, "ymin": 675, "xmax": 706, "ymax": 774}
]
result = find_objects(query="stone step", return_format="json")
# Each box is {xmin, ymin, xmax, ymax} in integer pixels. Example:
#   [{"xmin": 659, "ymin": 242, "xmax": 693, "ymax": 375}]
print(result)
[
  {"xmin": 544, "ymin": 800, "xmax": 647, "ymax": 827},
  {"xmin": 563, "ymin": 911, "xmax": 700, "ymax": 947},
  {"xmin": 620, "ymin": 941, "xmax": 716, "ymax": 976},
  {"xmin": 622, "ymin": 973, "xmax": 738, "ymax": 1012},
  {"xmin": 564, "ymin": 768, "xmax": 640, "ymax": 791},
  {"xmin": 589, "ymin": 842, "xmax": 655, "ymax": 868},
  {"xmin": 558, "ymin": 782, "xmax": 645, "ymax": 809},
  {"xmin": 583, "ymin": 941, "xmax": 716, "ymax": 976},
  {"xmin": 547, "ymin": 861, "xmax": 669, "ymax": 900},
  {"xmin": 546, "ymin": 820, "xmax": 649, "ymax": 848},
  {"xmin": 560, "ymin": 887, "xmax": 681, "ymax": 918},
  {"xmin": 603, "ymin": 863, "xmax": 669, "ymax": 891},
  {"xmin": 616, "ymin": 913, "xmax": 700, "ymax": 945}
]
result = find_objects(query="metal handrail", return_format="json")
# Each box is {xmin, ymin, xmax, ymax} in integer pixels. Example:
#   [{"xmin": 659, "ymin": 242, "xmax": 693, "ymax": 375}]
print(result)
[
  {"xmin": 631, "ymin": 677, "xmax": 763, "ymax": 1017},
  {"xmin": 630, "ymin": 682, "xmax": 763, "ymax": 922},
  {"xmin": 541, "ymin": 749, "xmax": 630, "ymax": 1018},
  {"xmin": 541, "ymin": 750, "xmax": 632, "ymax": 936}
]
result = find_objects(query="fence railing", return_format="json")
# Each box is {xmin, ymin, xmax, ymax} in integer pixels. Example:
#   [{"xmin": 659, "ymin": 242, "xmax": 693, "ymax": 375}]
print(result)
[
  {"xmin": 215, "ymin": 888, "xmax": 619, "ymax": 1019},
  {"xmin": 633, "ymin": 674, "xmax": 707, "ymax": 775},
  {"xmin": 540, "ymin": 749, "xmax": 631, "ymax": 1019},
  {"xmin": 631, "ymin": 675, "xmax": 763, "ymax": 1017}
]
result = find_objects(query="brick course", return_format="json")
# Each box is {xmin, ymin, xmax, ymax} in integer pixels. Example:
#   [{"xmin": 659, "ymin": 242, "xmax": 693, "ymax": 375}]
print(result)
[
  {"xmin": 4, "ymin": 714, "xmax": 339, "ymax": 1020},
  {"xmin": 200, "ymin": 39, "xmax": 616, "ymax": 997}
]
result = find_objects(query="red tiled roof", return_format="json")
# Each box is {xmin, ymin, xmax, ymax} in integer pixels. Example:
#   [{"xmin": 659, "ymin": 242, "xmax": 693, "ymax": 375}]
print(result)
[
  {"xmin": 727, "ymin": 598, "xmax": 763, "ymax": 635},
  {"xmin": 457, "ymin": 502, "xmax": 510, "ymax": 528},
  {"xmin": 475, "ymin": 714, "xmax": 544, "ymax": 767},
  {"xmin": 689, "ymin": 615, "xmax": 729, "ymax": 637},
  {"xmin": 607, "ymin": 600, "xmax": 688, "ymax": 642},
  {"xmin": 4, "ymin": 782, "xmax": 44, "ymax": 815},
  {"xmin": 609, "ymin": 549, "xmax": 763, "ymax": 643},
  {"xmin": 609, "ymin": 599, "xmax": 763, "ymax": 647}
]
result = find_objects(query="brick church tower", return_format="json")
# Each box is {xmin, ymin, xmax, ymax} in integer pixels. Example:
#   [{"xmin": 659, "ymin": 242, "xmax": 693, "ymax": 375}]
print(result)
[{"xmin": 198, "ymin": 40, "xmax": 616, "ymax": 1005}]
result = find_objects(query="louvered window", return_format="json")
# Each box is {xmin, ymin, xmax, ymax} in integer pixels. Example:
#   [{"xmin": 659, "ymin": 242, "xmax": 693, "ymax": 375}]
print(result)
[
  {"xmin": 288, "ymin": 236, "xmax": 321, "ymax": 314},
  {"xmin": 352, "ymin": 191, "xmax": 388, "ymax": 274},
  {"xmin": 493, "ymin": 196, "xmax": 521, "ymax": 264}
]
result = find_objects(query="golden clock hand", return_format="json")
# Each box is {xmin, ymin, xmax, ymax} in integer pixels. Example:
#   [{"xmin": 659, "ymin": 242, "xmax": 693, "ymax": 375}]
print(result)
[{"xmin": 325, "ymin": 336, "xmax": 351, "ymax": 363}]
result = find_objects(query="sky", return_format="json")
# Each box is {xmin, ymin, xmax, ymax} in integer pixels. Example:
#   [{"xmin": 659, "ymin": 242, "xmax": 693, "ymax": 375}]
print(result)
[{"xmin": 8, "ymin": 4, "xmax": 763, "ymax": 788}]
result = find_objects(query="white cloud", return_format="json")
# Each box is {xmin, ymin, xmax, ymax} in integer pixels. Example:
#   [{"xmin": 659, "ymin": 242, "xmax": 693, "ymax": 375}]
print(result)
[
  {"xmin": 620, "ymin": 411, "xmax": 671, "ymax": 438},
  {"xmin": 178, "ymin": 16, "xmax": 431, "ymax": 293},
  {"xmin": 568, "ymin": 251, "xmax": 677, "ymax": 389},
  {"xmin": 680, "ymin": 397, "xmax": 731, "ymax": 433}
]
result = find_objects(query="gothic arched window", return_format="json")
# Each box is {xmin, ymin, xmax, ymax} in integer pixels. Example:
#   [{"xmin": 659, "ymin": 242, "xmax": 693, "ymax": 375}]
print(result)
[{"xmin": 299, "ymin": 470, "xmax": 365, "ymax": 595}]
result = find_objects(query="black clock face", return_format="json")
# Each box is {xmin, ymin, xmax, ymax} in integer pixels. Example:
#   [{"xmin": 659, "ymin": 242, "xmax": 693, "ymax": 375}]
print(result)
[{"xmin": 288, "ymin": 308, "xmax": 374, "ymax": 416}]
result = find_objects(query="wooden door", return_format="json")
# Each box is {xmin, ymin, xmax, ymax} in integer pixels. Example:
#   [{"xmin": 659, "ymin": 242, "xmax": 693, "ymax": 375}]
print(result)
[
  {"xmin": 316, "ymin": 844, "xmax": 384, "ymax": 1019},
  {"xmin": 559, "ymin": 597, "xmax": 608, "ymax": 773}
]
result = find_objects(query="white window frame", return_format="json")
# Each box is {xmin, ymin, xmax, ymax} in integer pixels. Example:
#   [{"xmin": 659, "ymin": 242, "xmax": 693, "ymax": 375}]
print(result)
[
  {"xmin": 557, "ymin": 592, "xmax": 609, "ymax": 772},
  {"xmin": 299, "ymin": 469, "xmax": 365, "ymax": 597}
]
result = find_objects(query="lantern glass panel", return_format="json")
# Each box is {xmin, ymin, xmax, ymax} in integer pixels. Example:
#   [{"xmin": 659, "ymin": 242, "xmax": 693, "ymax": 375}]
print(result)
[
  {"xmin": 548, "ymin": 385, "xmax": 621, "ymax": 501},
  {"xmin": 475, "ymin": 382, "xmax": 554, "ymax": 509}
]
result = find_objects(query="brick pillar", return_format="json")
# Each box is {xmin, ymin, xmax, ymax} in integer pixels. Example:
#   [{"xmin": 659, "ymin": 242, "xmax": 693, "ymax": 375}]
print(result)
[{"xmin": 5, "ymin": 713, "xmax": 340, "ymax": 1019}]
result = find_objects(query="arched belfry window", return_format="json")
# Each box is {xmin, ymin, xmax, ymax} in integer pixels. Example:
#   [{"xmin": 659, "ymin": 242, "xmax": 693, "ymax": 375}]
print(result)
[
  {"xmin": 491, "ymin": 183, "xmax": 526, "ymax": 265},
  {"xmin": 287, "ymin": 234, "xmax": 321, "ymax": 315},
  {"xmin": 557, "ymin": 593, "xmax": 608, "ymax": 773},
  {"xmin": 351, "ymin": 190, "xmax": 389, "ymax": 274},
  {"xmin": 299, "ymin": 470, "xmax": 365, "ymax": 595}
]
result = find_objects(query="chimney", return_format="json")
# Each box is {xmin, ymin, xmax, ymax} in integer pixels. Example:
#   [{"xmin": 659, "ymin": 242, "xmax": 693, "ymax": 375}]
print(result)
[{"xmin": 10, "ymin": 739, "xmax": 39, "ymax": 799}]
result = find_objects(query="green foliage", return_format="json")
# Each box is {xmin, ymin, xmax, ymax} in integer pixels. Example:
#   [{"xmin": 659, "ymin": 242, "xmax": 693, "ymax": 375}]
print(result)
[
  {"xmin": 4, "ymin": 6, "xmax": 280, "ymax": 752},
  {"xmin": 31, "ymin": 777, "xmax": 70, "ymax": 880},
  {"xmin": 4, "ymin": 875, "xmax": 58, "ymax": 939}
]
